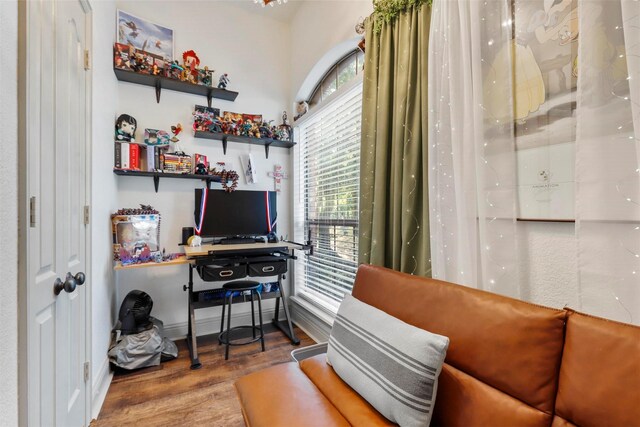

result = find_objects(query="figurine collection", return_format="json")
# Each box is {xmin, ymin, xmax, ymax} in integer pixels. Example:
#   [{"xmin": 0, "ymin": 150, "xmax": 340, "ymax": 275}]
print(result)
[
  {"xmin": 113, "ymin": 13, "xmax": 293, "ymax": 186},
  {"xmin": 192, "ymin": 107, "xmax": 293, "ymax": 142},
  {"xmin": 114, "ymin": 112, "xmax": 242, "ymax": 190},
  {"xmin": 114, "ymin": 44, "xmax": 230, "ymax": 90}
]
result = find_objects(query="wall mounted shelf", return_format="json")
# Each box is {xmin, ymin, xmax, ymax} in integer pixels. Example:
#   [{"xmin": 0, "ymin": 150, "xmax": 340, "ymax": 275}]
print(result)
[
  {"xmin": 113, "ymin": 169, "xmax": 222, "ymax": 192},
  {"xmin": 114, "ymin": 68, "xmax": 239, "ymax": 106},
  {"xmin": 193, "ymin": 131, "xmax": 295, "ymax": 159}
]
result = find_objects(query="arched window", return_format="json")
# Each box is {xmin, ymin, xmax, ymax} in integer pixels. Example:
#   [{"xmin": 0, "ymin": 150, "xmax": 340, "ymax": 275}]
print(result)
[
  {"xmin": 294, "ymin": 49, "xmax": 364, "ymax": 310},
  {"xmin": 307, "ymin": 49, "xmax": 365, "ymax": 109}
]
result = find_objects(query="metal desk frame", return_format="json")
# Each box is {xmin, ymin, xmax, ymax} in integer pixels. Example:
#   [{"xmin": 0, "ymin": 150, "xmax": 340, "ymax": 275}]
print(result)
[{"xmin": 183, "ymin": 243, "xmax": 309, "ymax": 369}]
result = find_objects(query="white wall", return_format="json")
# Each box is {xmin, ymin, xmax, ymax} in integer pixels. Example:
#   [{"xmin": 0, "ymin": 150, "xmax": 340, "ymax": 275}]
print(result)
[
  {"xmin": 114, "ymin": 1, "xmax": 293, "ymax": 337},
  {"xmin": 518, "ymin": 222, "xmax": 579, "ymax": 309},
  {"xmin": 91, "ymin": 0, "xmax": 119, "ymax": 413},
  {"xmin": 0, "ymin": 0, "xmax": 19, "ymax": 424}
]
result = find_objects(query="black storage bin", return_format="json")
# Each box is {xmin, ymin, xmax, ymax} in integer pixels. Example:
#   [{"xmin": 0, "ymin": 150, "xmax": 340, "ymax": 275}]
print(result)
[
  {"xmin": 248, "ymin": 260, "xmax": 288, "ymax": 277},
  {"xmin": 197, "ymin": 264, "xmax": 247, "ymax": 282}
]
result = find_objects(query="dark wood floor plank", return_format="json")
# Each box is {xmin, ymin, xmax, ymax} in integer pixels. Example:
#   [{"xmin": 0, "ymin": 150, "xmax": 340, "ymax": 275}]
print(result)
[{"xmin": 93, "ymin": 326, "xmax": 314, "ymax": 427}]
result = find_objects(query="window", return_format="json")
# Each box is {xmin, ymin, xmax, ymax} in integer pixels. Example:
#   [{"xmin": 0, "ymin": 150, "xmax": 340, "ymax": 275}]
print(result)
[
  {"xmin": 308, "ymin": 50, "xmax": 365, "ymax": 109},
  {"xmin": 294, "ymin": 81, "xmax": 363, "ymax": 310}
]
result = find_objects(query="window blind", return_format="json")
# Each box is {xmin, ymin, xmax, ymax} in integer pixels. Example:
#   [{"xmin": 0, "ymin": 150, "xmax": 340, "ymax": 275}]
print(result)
[{"xmin": 294, "ymin": 82, "xmax": 362, "ymax": 309}]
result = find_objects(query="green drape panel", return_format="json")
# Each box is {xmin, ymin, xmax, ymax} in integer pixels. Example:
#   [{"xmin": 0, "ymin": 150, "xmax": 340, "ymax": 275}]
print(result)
[{"xmin": 358, "ymin": 5, "xmax": 431, "ymax": 277}]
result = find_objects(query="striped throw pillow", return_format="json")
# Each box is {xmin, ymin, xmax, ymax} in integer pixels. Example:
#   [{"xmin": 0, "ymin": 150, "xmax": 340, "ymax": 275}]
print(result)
[{"xmin": 327, "ymin": 294, "xmax": 449, "ymax": 427}]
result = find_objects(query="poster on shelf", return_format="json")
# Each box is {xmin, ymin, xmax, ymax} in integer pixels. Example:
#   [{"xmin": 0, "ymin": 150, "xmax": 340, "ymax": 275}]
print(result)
[{"xmin": 117, "ymin": 9, "xmax": 174, "ymax": 61}]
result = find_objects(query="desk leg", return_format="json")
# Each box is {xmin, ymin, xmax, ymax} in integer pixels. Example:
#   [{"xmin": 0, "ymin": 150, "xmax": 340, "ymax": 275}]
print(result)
[
  {"xmin": 272, "ymin": 274, "xmax": 300, "ymax": 345},
  {"xmin": 186, "ymin": 265, "xmax": 202, "ymax": 370}
]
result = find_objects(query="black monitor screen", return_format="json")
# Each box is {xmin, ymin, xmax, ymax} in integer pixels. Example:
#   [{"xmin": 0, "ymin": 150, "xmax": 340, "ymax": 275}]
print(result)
[{"xmin": 194, "ymin": 189, "xmax": 277, "ymax": 238}]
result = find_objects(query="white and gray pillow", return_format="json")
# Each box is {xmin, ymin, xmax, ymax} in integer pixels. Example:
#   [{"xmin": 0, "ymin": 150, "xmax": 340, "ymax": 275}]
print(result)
[{"xmin": 327, "ymin": 294, "xmax": 449, "ymax": 427}]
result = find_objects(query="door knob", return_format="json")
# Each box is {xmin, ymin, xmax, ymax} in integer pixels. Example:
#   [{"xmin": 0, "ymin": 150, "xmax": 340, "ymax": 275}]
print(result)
[
  {"xmin": 74, "ymin": 272, "xmax": 86, "ymax": 286},
  {"xmin": 53, "ymin": 272, "xmax": 85, "ymax": 295}
]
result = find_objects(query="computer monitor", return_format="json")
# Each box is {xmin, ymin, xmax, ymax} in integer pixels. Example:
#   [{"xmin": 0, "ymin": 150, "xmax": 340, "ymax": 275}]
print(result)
[{"xmin": 194, "ymin": 189, "xmax": 277, "ymax": 238}]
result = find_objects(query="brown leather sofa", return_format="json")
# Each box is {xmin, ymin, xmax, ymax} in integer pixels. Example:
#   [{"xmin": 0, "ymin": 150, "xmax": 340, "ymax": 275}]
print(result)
[{"xmin": 235, "ymin": 265, "xmax": 640, "ymax": 426}]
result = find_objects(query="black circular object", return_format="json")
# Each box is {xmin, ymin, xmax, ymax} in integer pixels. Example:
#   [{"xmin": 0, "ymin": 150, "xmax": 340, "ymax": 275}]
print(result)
[
  {"xmin": 223, "ymin": 280, "xmax": 260, "ymax": 292},
  {"xmin": 118, "ymin": 290, "xmax": 154, "ymax": 335}
]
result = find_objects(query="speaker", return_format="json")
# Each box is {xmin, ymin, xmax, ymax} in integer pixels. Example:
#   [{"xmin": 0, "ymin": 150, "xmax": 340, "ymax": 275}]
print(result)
[{"xmin": 182, "ymin": 227, "xmax": 194, "ymax": 245}]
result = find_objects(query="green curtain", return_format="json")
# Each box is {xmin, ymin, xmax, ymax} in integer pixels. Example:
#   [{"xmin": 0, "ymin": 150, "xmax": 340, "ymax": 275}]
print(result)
[{"xmin": 358, "ymin": 4, "xmax": 431, "ymax": 276}]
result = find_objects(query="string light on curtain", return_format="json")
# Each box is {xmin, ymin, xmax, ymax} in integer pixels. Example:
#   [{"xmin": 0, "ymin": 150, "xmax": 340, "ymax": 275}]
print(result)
[{"xmin": 254, "ymin": 0, "xmax": 287, "ymax": 7}]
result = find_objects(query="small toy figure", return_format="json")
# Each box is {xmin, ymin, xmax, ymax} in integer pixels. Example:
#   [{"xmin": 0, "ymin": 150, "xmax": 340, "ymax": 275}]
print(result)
[
  {"xmin": 170, "ymin": 123, "xmax": 185, "ymax": 154},
  {"xmin": 194, "ymin": 163, "xmax": 208, "ymax": 175},
  {"xmin": 294, "ymin": 101, "xmax": 309, "ymax": 121},
  {"xmin": 167, "ymin": 60, "xmax": 184, "ymax": 80},
  {"xmin": 116, "ymin": 114, "xmax": 137, "ymax": 142},
  {"xmin": 276, "ymin": 111, "xmax": 292, "ymax": 141},
  {"xmin": 208, "ymin": 117, "xmax": 223, "ymax": 133},
  {"xmin": 199, "ymin": 66, "xmax": 213, "ymax": 87},
  {"xmin": 181, "ymin": 50, "xmax": 200, "ymax": 84},
  {"xmin": 129, "ymin": 54, "xmax": 140, "ymax": 72},
  {"xmin": 134, "ymin": 52, "xmax": 149, "ymax": 74},
  {"xmin": 152, "ymin": 251, "xmax": 163, "ymax": 263},
  {"xmin": 218, "ymin": 73, "xmax": 230, "ymax": 89},
  {"xmin": 258, "ymin": 121, "xmax": 274, "ymax": 139},
  {"xmin": 241, "ymin": 120, "xmax": 253, "ymax": 137},
  {"xmin": 249, "ymin": 121, "xmax": 261, "ymax": 138},
  {"xmin": 171, "ymin": 123, "xmax": 183, "ymax": 142}
]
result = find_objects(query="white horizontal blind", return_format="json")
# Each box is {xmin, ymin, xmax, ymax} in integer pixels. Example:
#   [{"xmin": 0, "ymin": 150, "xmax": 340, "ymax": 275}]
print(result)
[{"xmin": 295, "ymin": 83, "xmax": 362, "ymax": 309}]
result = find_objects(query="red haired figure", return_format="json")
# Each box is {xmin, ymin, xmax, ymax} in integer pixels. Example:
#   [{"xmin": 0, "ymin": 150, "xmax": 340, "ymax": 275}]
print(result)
[{"xmin": 181, "ymin": 50, "xmax": 200, "ymax": 83}]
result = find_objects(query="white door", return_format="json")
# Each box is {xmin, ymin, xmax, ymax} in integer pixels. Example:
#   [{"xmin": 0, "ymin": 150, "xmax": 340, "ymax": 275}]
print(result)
[{"xmin": 25, "ymin": 0, "xmax": 91, "ymax": 425}]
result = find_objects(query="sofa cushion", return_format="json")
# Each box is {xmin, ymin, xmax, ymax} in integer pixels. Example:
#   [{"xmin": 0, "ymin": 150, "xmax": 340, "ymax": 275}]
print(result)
[
  {"xmin": 432, "ymin": 363, "xmax": 552, "ymax": 427},
  {"xmin": 326, "ymin": 294, "xmax": 449, "ymax": 427},
  {"xmin": 553, "ymin": 310, "xmax": 640, "ymax": 427},
  {"xmin": 234, "ymin": 362, "xmax": 350, "ymax": 427},
  {"xmin": 299, "ymin": 355, "xmax": 395, "ymax": 426},
  {"xmin": 352, "ymin": 265, "xmax": 567, "ymax": 414}
]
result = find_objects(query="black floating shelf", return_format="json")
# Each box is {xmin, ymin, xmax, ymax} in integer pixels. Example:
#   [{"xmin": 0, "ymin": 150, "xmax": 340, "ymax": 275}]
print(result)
[
  {"xmin": 113, "ymin": 169, "xmax": 222, "ymax": 193},
  {"xmin": 193, "ymin": 131, "xmax": 295, "ymax": 159},
  {"xmin": 114, "ymin": 68, "xmax": 239, "ymax": 106}
]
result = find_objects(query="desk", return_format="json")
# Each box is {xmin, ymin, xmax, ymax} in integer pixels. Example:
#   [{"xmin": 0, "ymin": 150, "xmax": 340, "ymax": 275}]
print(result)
[
  {"xmin": 113, "ymin": 257, "xmax": 191, "ymax": 270},
  {"xmin": 183, "ymin": 241, "xmax": 308, "ymax": 369}
]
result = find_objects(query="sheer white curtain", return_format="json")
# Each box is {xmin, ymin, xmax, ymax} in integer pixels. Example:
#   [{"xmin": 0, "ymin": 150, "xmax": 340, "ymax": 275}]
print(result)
[
  {"xmin": 429, "ymin": 0, "xmax": 640, "ymax": 323},
  {"xmin": 428, "ymin": 0, "xmax": 520, "ymax": 296},
  {"xmin": 576, "ymin": 0, "xmax": 640, "ymax": 324}
]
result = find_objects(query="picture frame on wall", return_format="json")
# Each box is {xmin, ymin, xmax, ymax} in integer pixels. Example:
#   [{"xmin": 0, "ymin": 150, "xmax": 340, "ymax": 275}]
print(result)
[
  {"xmin": 511, "ymin": 0, "xmax": 578, "ymax": 221},
  {"xmin": 117, "ymin": 9, "xmax": 174, "ymax": 61}
]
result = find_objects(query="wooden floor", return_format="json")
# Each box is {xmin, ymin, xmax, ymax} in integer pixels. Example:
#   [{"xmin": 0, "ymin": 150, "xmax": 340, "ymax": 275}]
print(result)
[{"xmin": 94, "ymin": 325, "xmax": 314, "ymax": 427}]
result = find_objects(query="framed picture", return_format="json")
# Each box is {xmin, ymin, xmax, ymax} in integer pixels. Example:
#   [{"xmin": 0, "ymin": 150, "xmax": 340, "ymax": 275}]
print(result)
[
  {"xmin": 117, "ymin": 9, "xmax": 174, "ymax": 61},
  {"xmin": 511, "ymin": 0, "xmax": 578, "ymax": 220}
]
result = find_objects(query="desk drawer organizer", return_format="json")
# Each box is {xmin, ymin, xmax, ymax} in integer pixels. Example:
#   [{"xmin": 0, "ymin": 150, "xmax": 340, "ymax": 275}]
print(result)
[
  {"xmin": 197, "ymin": 264, "xmax": 247, "ymax": 282},
  {"xmin": 248, "ymin": 260, "xmax": 288, "ymax": 277}
]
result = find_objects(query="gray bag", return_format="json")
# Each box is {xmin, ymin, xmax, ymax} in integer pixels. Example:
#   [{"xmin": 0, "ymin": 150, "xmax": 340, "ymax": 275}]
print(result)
[{"xmin": 109, "ymin": 317, "xmax": 177, "ymax": 370}]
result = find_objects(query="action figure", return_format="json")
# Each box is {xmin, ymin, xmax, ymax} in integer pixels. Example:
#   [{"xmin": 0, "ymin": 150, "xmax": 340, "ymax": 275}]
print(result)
[
  {"xmin": 218, "ymin": 73, "xmax": 230, "ymax": 89},
  {"xmin": 181, "ymin": 50, "xmax": 200, "ymax": 84},
  {"xmin": 115, "ymin": 114, "xmax": 137, "ymax": 142},
  {"xmin": 199, "ymin": 66, "xmax": 213, "ymax": 86},
  {"xmin": 170, "ymin": 123, "xmax": 185, "ymax": 155}
]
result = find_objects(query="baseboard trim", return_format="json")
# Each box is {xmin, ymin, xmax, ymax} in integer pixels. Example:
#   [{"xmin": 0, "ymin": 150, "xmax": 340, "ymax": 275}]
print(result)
[
  {"xmin": 91, "ymin": 356, "xmax": 113, "ymax": 420},
  {"xmin": 290, "ymin": 296, "xmax": 333, "ymax": 343},
  {"xmin": 163, "ymin": 308, "xmax": 278, "ymax": 341}
]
